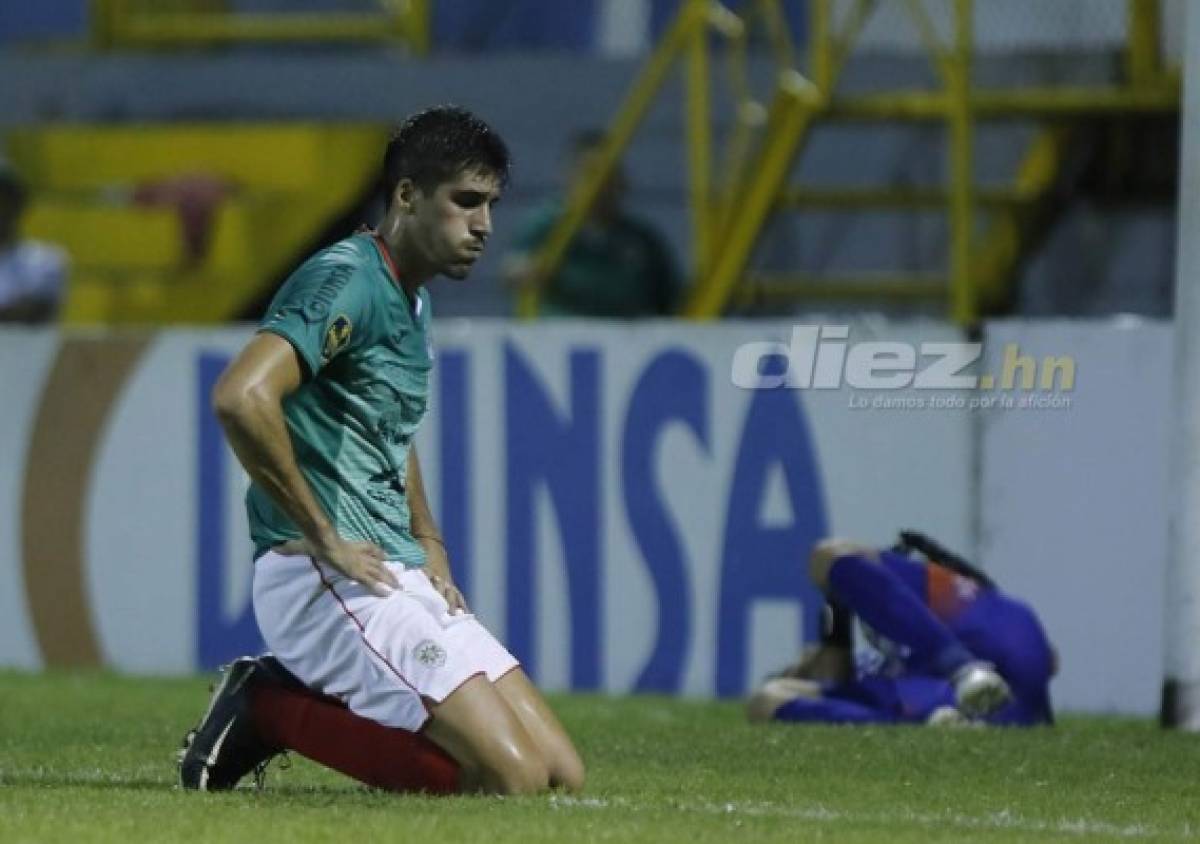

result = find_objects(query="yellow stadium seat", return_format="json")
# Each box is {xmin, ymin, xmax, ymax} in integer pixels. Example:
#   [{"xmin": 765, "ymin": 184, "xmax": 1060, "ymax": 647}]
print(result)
[{"xmin": 8, "ymin": 123, "xmax": 389, "ymax": 325}]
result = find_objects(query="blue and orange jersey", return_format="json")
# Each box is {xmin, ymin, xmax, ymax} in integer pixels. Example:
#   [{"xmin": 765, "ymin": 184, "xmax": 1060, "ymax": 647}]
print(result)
[{"xmin": 878, "ymin": 550, "xmax": 1056, "ymax": 725}]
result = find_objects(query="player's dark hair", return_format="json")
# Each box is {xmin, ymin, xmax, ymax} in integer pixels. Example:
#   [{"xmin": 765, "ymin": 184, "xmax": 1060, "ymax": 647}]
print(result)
[
  {"xmin": 894, "ymin": 529, "xmax": 998, "ymax": 590},
  {"xmin": 382, "ymin": 106, "xmax": 510, "ymax": 207}
]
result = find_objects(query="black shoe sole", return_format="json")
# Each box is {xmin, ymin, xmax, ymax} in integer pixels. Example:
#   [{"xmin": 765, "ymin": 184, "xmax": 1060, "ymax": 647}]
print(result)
[{"xmin": 178, "ymin": 658, "xmax": 258, "ymax": 791}]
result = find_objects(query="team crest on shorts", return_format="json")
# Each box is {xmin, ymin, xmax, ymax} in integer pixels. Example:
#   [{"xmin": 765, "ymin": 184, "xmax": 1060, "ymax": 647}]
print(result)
[
  {"xmin": 414, "ymin": 639, "xmax": 447, "ymax": 669},
  {"xmin": 321, "ymin": 315, "xmax": 352, "ymax": 362}
]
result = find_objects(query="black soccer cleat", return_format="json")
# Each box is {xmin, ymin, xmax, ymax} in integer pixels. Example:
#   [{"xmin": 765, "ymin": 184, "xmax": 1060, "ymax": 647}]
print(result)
[
  {"xmin": 256, "ymin": 654, "xmax": 307, "ymax": 692},
  {"xmin": 178, "ymin": 656, "xmax": 282, "ymax": 791}
]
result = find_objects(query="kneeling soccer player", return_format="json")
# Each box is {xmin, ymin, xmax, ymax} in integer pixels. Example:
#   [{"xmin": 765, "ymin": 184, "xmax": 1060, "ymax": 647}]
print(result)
[
  {"xmin": 747, "ymin": 531, "xmax": 1055, "ymax": 727},
  {"xmin": 178, "ymin": 106, "xmax": 583, "ymax": 795}
]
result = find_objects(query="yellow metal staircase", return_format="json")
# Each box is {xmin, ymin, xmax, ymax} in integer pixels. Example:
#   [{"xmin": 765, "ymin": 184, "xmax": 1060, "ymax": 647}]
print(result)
[
  {"xmin": 520, "ymin": 0, "xmax": 1180, "ymax": 324},
  {"xmin": 10, "ymin": 123, "xmax": 388, "ymax": 324}
]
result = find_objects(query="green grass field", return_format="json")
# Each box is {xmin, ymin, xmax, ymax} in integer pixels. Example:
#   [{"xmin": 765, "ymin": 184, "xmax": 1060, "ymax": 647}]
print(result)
[{"xmin": 1, "ymin": 671, "xmax": 1197, "ymax": 843}]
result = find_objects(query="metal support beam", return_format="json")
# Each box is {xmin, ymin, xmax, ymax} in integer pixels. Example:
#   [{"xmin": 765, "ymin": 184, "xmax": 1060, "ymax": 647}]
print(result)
[
  {"xmin": 684, "ymin": 72, "xmax": 820, "ymax": 318},
  {"xmin": 1164, "ymin": 0, "xmax": 1200, "ymax": 731},
  {"xmin": 824, "ymin": 86, "xmax": 1179, "ymax": 121},
  {"xmin": 1129, "ymin": 0, "xmax": 1163, "ymax": 86},
  {"xmin": 517, "ymin": 0, "xmax": 715, "ymax": 318},
  {"xmin": 969, "ymin": 127, "xmax": 1073, "ymax": 313},
  {"xmin": 687, "ymin": 3, "xmax": 714, "ymax": 277},
  {"xmin": 810, "ymin": 0, "xmax": 834, "ymax": 93},
  {"xmin": 947, "ymin": 0, "xmax": 975, "ymax": 324}
]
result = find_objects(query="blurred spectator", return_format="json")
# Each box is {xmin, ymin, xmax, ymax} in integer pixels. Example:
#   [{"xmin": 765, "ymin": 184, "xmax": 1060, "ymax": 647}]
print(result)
[
  {"xmin": 0, "ymin": 161, "xmax": 67, "ymax": 323},
  {"xmin": 504, "ymin": 130, "xmax": 680, "ymax": 318}
]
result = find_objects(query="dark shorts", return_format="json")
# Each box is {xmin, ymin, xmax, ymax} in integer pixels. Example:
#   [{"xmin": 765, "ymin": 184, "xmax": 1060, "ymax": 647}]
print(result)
[{"xmin": 824, "ymin": 673, "xmax": 956, "ymax": 723}]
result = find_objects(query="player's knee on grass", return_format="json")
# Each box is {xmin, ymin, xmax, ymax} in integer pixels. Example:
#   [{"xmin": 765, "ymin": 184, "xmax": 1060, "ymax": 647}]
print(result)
[
  {"xmin": 425, "ymin": 675, "xmax": 552, "ymax": 796},
  {"xmin": 483, "ymin": 741, "xmax": 551, "ymax": 796},
  {"xmin": 549, "ymin": 745, "xmax": 586, "ymax": 793},
  {"xmin": 526, "ymin": 726, "xmax": 584, "ymax": 792},
  {"xmin": 490, "ymin": 668, "xmax": 585, "ymax": 793},
  {"xmin": 809, "ymin": 538, "xmax": 874, "ymax": 590}
]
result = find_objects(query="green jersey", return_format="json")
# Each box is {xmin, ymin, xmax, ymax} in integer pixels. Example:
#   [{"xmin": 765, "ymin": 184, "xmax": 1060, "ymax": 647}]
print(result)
[{"xmin": 246, "ymin": 231, "xmax": 433, "ymax": 565}]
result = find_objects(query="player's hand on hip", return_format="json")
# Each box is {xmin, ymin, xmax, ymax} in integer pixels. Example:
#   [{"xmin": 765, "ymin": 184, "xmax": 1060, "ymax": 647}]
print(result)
[
  {"xmin": 315, "ymin": 536, "xmax": 400, "ymax": 598},
  {"xmin": 426, "ymin": 571, "xmax": 468, "ymax": 615},
  {"xmin": 417, "ymin": 538, "xmax": 469, "ymax": 614}
]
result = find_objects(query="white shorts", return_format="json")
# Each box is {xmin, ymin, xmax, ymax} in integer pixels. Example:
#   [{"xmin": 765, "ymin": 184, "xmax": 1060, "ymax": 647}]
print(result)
[{"xmin": 252, "ymin": 550, "xmax": 519, "ymax": 732}]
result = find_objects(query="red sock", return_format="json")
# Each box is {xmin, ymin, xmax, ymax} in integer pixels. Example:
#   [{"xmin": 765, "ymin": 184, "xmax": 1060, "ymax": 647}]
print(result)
[{"xmin": 249, "ymin": 683, "xmax": 460, "ymax": 795}]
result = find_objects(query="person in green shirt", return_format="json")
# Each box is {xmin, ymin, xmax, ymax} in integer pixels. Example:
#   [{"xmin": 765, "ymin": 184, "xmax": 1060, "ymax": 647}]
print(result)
[
  {"xmin": 179, "ymin": 107, "xmax": 584, "ymax": 797},
  {"xmin": 504, "ymin": 129, "xmax": 681, "ymax": 317}
]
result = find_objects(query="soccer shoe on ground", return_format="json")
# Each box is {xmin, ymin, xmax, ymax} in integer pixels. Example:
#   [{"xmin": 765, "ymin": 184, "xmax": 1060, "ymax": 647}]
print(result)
[
  {"xmin": 925, "ymin": 705, "xmax": 973, "ymax": 727},
  {"xmin": 256, "ymin": 653, "xmax": 307, "ymax": 691},
  {"xmin": 178, "ymin": 656, "xmax": 282, "ymax": 791},
  {"xmin": 746, "ymin": 677, "xmax": 823, "ymax": 723},
  {"xmin": 951, "ymin": 661, "xmax": 1012, "ymax": 718}
]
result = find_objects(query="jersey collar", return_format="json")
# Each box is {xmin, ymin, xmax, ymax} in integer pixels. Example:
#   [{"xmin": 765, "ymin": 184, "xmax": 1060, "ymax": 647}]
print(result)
[
  {"xmin": 369, "ymin": 230, "xmax": 421, "ymax": 317},
  {"xmin": 370, "ymin": 232, "xmax": 402, "ymax": 284}
]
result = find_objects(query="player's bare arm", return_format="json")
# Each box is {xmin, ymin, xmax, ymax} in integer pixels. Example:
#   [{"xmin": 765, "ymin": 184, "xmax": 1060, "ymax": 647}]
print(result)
[
  {"xmin": 212, "ymin": 331, "xmax": 399, "ymax": 596},
  {"xmin": 407, "ymin": 446, "xmax": 468, "ymax": 613}
]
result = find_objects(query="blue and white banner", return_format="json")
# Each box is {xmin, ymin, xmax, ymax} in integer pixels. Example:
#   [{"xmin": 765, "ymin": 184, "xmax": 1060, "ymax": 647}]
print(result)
[{"xmin": 0, "ymin": 321, "xmax": 973, "ymax": 696}]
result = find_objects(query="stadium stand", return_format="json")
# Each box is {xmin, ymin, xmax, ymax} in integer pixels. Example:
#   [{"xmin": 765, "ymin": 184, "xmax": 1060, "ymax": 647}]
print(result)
[
  {"xmin": 11, "ymin": 123, "xmax": 386, "ymax": 324},
  {"xmin": 0, "ymin": 1, "xmax": 1183, "ymax": 323}
]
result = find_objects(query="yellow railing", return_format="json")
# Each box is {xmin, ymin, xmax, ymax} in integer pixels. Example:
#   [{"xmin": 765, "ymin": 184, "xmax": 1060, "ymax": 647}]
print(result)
[
  {"xmin": 91, "ymin": 0, "xmax": 429, "ymax": 53},
  {"xmin": 522, "ymin": 0, "xmax": 1178, "ymax": 324},
  {"xmin": 695, "ymin": 0, "xmax": 1176, "ymax": 323},
  {"xmin": 516, "ymin": 0, "xmax": 746, "ymax": 318}
]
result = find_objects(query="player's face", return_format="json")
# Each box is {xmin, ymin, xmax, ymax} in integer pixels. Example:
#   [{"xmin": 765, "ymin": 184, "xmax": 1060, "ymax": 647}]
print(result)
[{"xmin": 414, "ymin": 168, "xmax": 502, "ymax": 280}]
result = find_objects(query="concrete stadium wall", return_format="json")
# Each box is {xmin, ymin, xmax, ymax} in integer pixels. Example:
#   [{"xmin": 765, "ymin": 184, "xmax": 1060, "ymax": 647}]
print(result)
[{"xmin": 0, "ymin": 319, "xmax": 1167, "ymax": 714}]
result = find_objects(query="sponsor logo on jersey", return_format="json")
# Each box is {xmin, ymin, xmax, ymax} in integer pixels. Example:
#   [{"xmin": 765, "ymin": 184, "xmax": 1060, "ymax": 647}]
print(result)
[
  {"xmin": 414, "ymin": 639, "xmax": 447, "ymax": 669},
  {"xmin": 303, "ymin": 265, "xmax": 355, "ymax": 322},
  {"xmin": 321, "ymin": 315, "xmax": 353, "ymax": 363}
]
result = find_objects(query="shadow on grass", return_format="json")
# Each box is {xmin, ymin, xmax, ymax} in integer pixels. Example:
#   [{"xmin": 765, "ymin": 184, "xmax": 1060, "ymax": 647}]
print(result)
[
  {"xmin": 0, "ymin": 770, "xmax": 171, "ymax": 792},
  {"xmin": 0, "ymin": 768, "xmax": 439, "ymax": 803}
]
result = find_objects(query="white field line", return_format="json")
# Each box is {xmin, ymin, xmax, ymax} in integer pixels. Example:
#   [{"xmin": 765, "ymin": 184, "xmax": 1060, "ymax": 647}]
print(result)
[
  {"xmin": 549, "ymin": 795, "xmax": 1197, "ymax": 840},
  {"xmin": 3, "ymin": 769, "xmax": 1193, "ymax": 840}
]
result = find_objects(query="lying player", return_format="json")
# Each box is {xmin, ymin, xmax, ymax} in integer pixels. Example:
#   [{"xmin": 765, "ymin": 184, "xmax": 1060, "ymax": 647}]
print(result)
[
  {"xmin": 178, "ymin": 106, "xmax": 584, "ymax": 795},
  {"xmin": 747, "ymin": 531, "xmax": 1055, "ymax": 726}
]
